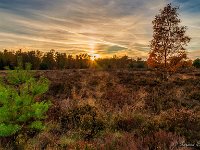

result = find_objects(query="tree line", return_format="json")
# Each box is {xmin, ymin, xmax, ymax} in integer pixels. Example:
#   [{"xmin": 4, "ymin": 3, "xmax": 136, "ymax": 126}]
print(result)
[
  {"xmin": 0, "ymin": 49, "xmax": 147, "ymax": 70},
  {"xmin": 0, "ymin": 48, "xmax": 199, "ymax": 71}
]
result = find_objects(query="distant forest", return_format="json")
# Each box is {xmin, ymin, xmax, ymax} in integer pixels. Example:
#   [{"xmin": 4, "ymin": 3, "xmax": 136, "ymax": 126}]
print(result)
[
  {"xmin": 0, "ymin": 49, "xmax": 199, "ymax": 70},
  {"xmin": 0, "ymin": 49, "xmax": 148, "ymax": 70}
]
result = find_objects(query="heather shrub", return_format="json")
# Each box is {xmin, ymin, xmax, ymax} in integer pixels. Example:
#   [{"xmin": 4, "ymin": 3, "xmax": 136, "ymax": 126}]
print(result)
[
  {"xmin": 144, "ymin": 86, "xmax": 184, "ymax": 114},
  {"xmin": 101, "ymin": 85, "xmax": 131, "ymax": 108},
  {"xmin": 189, "ymin": 91, "xmax": 200, "ymax": 101},
  {"xmin": 113, "ymin": 114, "xmax": 145, "ymax": 132},
  {"xmin": 159, "ymin": 109, "xmax": 200, "ymax": 143},
  {"xmin": 136, "ymin": 130, "xmax": 185, "ymax": 150},
  {"xmin": 173, "ymin": 78, "xmax": 186, "ymax": 86},
  {"xmin": 137, "ymin": 117, "xmax": 160, "ymax": 137},
  {"xmin": 87, "ymin": 133, "xmax": 137, "ymax": 150},
  {"xmin": 61, "ymin": 104, "xmax": 105, "ymax": 140}
]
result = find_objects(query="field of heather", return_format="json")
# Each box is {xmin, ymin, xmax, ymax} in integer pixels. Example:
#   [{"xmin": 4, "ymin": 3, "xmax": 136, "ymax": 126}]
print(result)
[{"xmin": 1, "ymin": 70, "xmax": 199, "ymax": 149}]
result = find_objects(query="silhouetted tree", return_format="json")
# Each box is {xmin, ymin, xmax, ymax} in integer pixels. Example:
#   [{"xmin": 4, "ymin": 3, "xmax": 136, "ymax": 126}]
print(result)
[
  {"xmin": 27, "ymin": 50, "xmax": 42, "ymax": 69},
  {"xmin": 3, "ymin": 50, "xmax": 17, "ymax": 69},
  {"xmin": 55, "ymin": 52, "xmax": 67, "ymax": 69},
  {"xmin": 193, "ymin": 58, "xmax": 200, "ymax": 68},
  {"xmin": 40, "ymin": 50, "xmax": 56, "ymax": 70},
  {"xmin": 147, "ymin": 4, "xmax": 191, "ymax": 77},
  {"xmin": 66, "ymin": 54, "xmax": 74, "ymax": 69}
]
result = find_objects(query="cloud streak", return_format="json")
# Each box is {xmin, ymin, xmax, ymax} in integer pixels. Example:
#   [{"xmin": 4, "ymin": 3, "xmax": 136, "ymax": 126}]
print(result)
[{"xmin": 0, "ymin": 0, "xmax": 199, "ymax": 58}]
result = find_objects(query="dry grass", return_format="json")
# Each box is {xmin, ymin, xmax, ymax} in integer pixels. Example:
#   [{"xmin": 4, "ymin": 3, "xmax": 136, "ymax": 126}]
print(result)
[{"xmin": 0, "ymin": 70, "xmax": 200, "ymax": 149}]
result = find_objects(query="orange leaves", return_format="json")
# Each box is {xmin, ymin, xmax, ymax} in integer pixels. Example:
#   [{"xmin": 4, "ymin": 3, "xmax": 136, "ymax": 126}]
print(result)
[
  {"xmin": 147, "ymin": 52, "xmax": 158, "ymax": 68},
  {"xmin": 148, "ymin": 4, "xmax": 191, "ymax": 75},
  {"xmin": 147, "ymin": 52, "xmax": 164, "ymax": 69}
]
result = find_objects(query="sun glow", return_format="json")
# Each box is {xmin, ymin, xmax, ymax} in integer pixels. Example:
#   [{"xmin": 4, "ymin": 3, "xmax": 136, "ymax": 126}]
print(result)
[
  {"xmin": 89, "ymin": 40, "xmax": 100, "ymax": 61},
  {"xmin": 90, "ymin": 53, "xmax": 100, "ymax": 61}
]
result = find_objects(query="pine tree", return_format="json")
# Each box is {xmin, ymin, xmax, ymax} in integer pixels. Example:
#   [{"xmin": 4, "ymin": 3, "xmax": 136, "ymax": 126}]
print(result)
[
  {"xmin": 147, "ymin": 3, "xmax": 191, "ymax": 75},
  {"xmin": 0, "ymin": 62, "xmax": 50, "ymax": 137}
]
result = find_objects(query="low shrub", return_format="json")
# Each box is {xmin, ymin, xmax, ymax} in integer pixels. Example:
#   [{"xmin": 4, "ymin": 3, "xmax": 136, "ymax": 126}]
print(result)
[
  {"xmin": 113, "ymin": 114, "xmax": 145, "ymax": 132},
  {"xmin": 61, "ymin": 104, "xmax": 105, "ymax": 140},
  {"xmin": 190, "ymin": 92, "xmax": 200, "ymax": 101},
  {"xmin": 159, "ymin": 109, "xmax": 200, "ymax": 143},
  {"xmin": 101, "ymin": 85, "xmax": 131, "ymax": 108},
  {"xmin": 136, "ymin": 130, "xmax": 185, "ymax": 150},
  {"xmin": 145, "ymin": 87, "xmax": 180, "ymax": 114}
]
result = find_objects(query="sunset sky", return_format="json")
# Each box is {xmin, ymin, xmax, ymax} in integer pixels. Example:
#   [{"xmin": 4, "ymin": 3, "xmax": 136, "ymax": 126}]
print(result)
[{"xmin": 0, "ymin": 0, "xmax": 200, "ymax": 59}]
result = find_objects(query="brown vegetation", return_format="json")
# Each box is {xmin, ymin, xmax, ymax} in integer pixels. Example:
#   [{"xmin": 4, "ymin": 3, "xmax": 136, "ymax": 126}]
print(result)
[{"xmin": 0, "ymin": 69, "xmax": 199, "ymax": 149}]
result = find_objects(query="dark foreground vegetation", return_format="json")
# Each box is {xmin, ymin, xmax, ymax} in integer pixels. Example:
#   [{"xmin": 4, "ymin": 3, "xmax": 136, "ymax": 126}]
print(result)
[{"xmin": 0, "ymin": 69, "xmax": 200, "ymax": 150}]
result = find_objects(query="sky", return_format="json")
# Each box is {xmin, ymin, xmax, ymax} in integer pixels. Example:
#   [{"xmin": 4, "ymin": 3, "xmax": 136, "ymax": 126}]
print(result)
[{"xmin": 0, "ymin": 0, "xmax": 200, "ymax": 59}]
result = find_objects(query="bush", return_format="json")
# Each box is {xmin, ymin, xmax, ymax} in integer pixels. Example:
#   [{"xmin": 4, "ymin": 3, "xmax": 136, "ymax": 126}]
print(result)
[
  {"xmin": 61, "ymin": 105, "xmax": 105, "ymax": 140},
  {"xmin": 0, "ymin": 63, "xmax": 50, "ymax": 137},
  {"xmin": 136, "ymin": 130, "xmax": 185, "ymax": 150},
  {"xmin": 193, "ymin": 58, "xmax": 200, "ymax": 68},
  {"xmin": 101, "ymin": 85, "xmax": 131, "ymax": 108},
  {"xmin": 160, "ymin": 109, "xmax": 200, "ymax": 143},
  {"xmin": 190, "ymin": 92, "xmax": 200, "ymax": 101},
  {"xmin": 144, "ymin": 86, "xmax": 181, "ymax": 114},
  {"xmin": 114, "ymin": 115, "xmax": 145, "ymax": 132}
]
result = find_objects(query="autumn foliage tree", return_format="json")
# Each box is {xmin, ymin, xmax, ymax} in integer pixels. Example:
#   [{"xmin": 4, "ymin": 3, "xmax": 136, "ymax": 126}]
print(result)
[{"xmin": 147, "ymin": 4, "xmax": 191, "ymax": 76}]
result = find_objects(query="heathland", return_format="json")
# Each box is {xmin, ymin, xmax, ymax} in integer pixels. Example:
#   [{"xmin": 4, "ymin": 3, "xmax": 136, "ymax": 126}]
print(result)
[{"xmin": 1, "ymin": 69, "xmax": 199, "ymax": 149}]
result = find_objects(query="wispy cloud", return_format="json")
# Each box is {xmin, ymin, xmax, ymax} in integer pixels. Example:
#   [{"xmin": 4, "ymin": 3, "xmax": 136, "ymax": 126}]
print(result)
[{"xmin": 0, "ymin": 0, "xmax": 199, "ymax": 58}]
